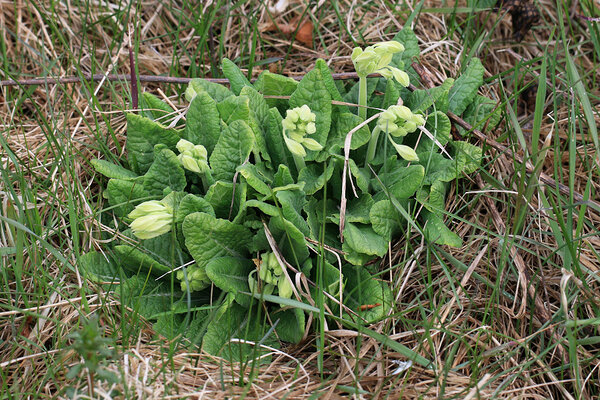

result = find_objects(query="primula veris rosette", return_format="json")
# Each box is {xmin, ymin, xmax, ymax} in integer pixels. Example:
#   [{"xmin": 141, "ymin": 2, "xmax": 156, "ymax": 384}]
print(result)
[
  {"xmin": 282, "ymin": 105, "xmax": 322, "ymax": 157},
  {"xmin": 176, "ymin": 139, "xmax": 209, "ymax": 174},
  {"xmin": 377, "ymin": 105, "xmax": 425, "ymax": 138},
  {"xmin": 351, "ymin": 41, "xmax": 410, "ymax": 87},
  {"xmin": 128, "ymin": 200, "xmax": 174, "ymax": 240}
]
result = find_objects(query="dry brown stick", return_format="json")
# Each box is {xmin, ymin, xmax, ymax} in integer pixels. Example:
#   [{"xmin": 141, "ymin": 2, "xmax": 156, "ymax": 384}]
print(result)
[{"xmin": 0, "ymin": 71, "xmax": 380, "ymax": 87}]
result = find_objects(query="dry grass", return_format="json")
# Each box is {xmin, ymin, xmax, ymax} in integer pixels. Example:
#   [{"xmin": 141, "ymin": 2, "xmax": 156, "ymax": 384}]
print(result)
[{"xmin": 1, "ymin": 0, "xmax": 599, "ymax": 398}]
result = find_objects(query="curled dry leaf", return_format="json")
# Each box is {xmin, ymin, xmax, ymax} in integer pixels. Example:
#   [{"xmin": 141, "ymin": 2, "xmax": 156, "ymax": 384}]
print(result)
[{"xmin": 259, "ymin": 18, "xmax": 313, "ymax": 48}]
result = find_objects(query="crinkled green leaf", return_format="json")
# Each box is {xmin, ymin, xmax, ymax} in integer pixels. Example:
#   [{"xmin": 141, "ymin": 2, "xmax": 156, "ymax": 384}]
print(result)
[
  {"xmin": 342, "ymin": 265, "xmax": 393, "ymax": 323},
  {"xmin": 176, "ymin": 194, "xmax": 215, "ymax": 224},
  {"xmin": 418, "ymin": 152, "xmax": 457, "ymax": 184},
  {"xmin": 297, "ymin": 162, "xmax": 334, "ymax": 195},
  {"xmin": 273, "ymin": 308, "xmax": 305, "ymax": 344},
  {"xmin": 423, "ymin": 212, "xmax": 462, "ymax": 247},
  {"xmin": 204, "ymin": 181, "xmax": 246, "ymax": 221},
  {"xmin": 416, "ymin": 180, "xmax": 447, "ymax": 216},
  {"xmin": 114, "ymin": 244, "xmax": 173, "ymax": 276},
  {"xmin": 253, "ymin": 71, "xmax": 298, "ymax": 110},
  {"xmin": 205, "ymin": 256, "xmax": 253, "ymax": 307},
  {"xmin": 343, "ymin": 222, "xmax": 388, "ymax": 263},
  {"xmin": 106, "ymin": 178, "xmax": 151, "ymax": 217},
  {"xmin": 188, "ymin": 78, "xmax": 233, "ymax": 103},
  {"xmin": 269, "ymin": 215, "xmax": 310, "ymax": 265},
  {"xmin": 406, "ymin": 78, "xmax": 454, "ymax": 113},
  {"xmin": 273, "ymin": 164, "xmax": 294, "ymax": 187},
  {"xmin": 420, "ymin": 111, "xmax": 452, "ymax": 151},
  {"xmin": 448, "ymin": 58, "xmax": 485, "ymax": 115},
  {"xmin": 460, "ymin": 94, "xmax": 502, "ymax": 135},
  {"xmin": 222, "ymin": 58, "xmax": 252, "ymax": 95},
  {"xmin": 202, "ymin": 299, "xmax": 275, "ymax": 363},
  {"xmin": 331, "ymin": 194, "xmax": 374, "ymax": 225},
  {"xmin": 265, "ymin": 108, "xmax": 296, "ymax": 176},
  {"xmin": 143, "ymin": 145, "xmax": 187, "ymax": 196},
  {"xmin": 370, "ymin": 200, "xmax": 402, "ymax": 241},
  {"xmin": 275, "ymin": 190, "xmax": 310, "ymax": 236},
  {"xmin": 119, "ymin": 275, "xmax": 181, "ymax": 320},
  {"xmin": 238, "ymin": 163, "xmax": 272, "ymax": 196},
  {"xmin": 91, "ymin": 159, "xmax": 138, "ymax": 180},
  {"xmin": 392, "ymin": 27, "xmax": 420, "ymax": 68},
  {"xmin": 289, "ymin": 68, "xmax": 332, "ymax": 160},
  {"xmin": 373, "ymin": 164, "xmax": 425, "ymax": 199},
  {"xmin": 382, "ymin": 78, "xmax": 401, "ymax": 109},
  {"xmin": 314, "ymin": 59, "xmax": 345, "ymax": 104},
  {"xmin": 78, "ymin": 251, "xmax": 120, "ymax": 283},
  {"xmin": 245, "ymin": 199, "xmax": 279, "ymax": 216},
  {"xmin": 126, "ymin": 113, "xmax": 181, "ymax": 174},
  {"xmin": 209, "ymin": 120, "xmax": 254, "ymax": 182},
  {"xmin": 217, "ymin": 95, "xmax": 251, "ymax": 129},
  {"xmin": 326, "ymin": 112, "xmax": 371, "ymax": 155},
  {"xmin": 183, "ymin": 212, "xmax": 252, "ymax": 269},
  {"xmin": 140, "ymin": 92, "xmax": 174, "ymax": 121},
  {"xmin": 240, "ymin": 86, "xmax": 271, "ymax": 164},
  {"xmin": 185, "ymin": 91, "xmax": 221, "ymax": 154},
  {"xmin": 453, "ymin": 141, "xmax": 483, "ymax": 175}
]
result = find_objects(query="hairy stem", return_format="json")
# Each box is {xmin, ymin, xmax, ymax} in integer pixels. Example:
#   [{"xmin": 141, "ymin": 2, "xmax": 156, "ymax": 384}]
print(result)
[
  {"xmin": 292, "ymin": 153, "xmax": 306, "ymax": 173},
  {"xmin": 364, "ymin": 126, "xmax": 381, "ymax": 166},
  {"xmin": 358, "ymin": 76, "xmax": 367, "ymax": 121}
]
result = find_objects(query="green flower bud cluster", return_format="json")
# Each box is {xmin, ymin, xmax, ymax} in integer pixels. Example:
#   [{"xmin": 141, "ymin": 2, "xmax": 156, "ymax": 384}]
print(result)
[
  {"xmin": 176, "ymin": 264, "xmax": 210, "ymax": 292},
  {"xmin": 282, "ymin": 105, "xmax": 323, "ymax": 157},
  {"xmin": 128, "ymin": 200, "xmax": 174, "ymax": 240},
  {"xmin": 248, "ymin": 252, "xmax": 293, "ymax": 300},
  {"xmin": 377, "ymin": 105, "xmax": 425, "ymax": 137},
  {"xmin": 176, "ymin": 139, "xmax": 209, "ymax": 174},
  {"xmin": 351, "ymin": 41, "xmax": 410, "ymax": 87}
]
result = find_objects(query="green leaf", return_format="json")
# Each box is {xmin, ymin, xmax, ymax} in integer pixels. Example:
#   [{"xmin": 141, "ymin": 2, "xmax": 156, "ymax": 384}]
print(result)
[
  {"xmin": 269, "ymin": 215, "xmax": 310, "ymax": 265},
  {"xmin": 176, "ymin": 194, "xmax": 215, "ymax": 224},
  {"xmin": 448, "ymin": 58, "xmax": 485, "ymax": 115},
  {"xmin": 343, "ymin": 222, "xmax": 388, "ymax": 263},
  {"xmin": 342, "ymin": 265, "xmax": 393, "ymax": 323},
  {"xmin": 246, "ymin": 199, "xmax": 279, "ymax": 216},
  {"xmin": 418, "ymin": 152, "xmax": 457, "ymax": 185},
  {"xmin": 407, "ymin": 78, "xmax": 454, "ymax": 113},
  {"xmin": 416, "ymin": 180, "xmax": 447, "ymax": 216},
  {"xmin": 423, "ymin": 212, "xmax": 462, "ymax": 247},
  {"xmin": 331, "ymin": 194, "xmax": 374, "ymax": 225},
  {"xmin": 453, "ymin": 141, "xmax": 483, "ymax": 175},
  {"xmin": 126, "ymin": 113, "xmax": 181, "ymax": 174},
  {"xmin": 114, "ymin": 244, "xmax": 173, "ymax": 277},
  {"xmin": 140, "ymin": 92, "xmax": 174, "ymax": 121},
  {"xmin": 184, "ymin": 91, "xmax": 221, "ymax": 154},
  {"xmin": 240, "ymin": 86, "xmax": 271, "ymax": 164},
  {"xmin": 209, "ymin": 120, "xmax": 254, "ymax": 182},
  {"xmin": 373, "ymin": 164, "xmax": 425, "ymax": 199},
  {"xmin": 326, "ymin": 112, "xmax": 371, "ymax": 155},
  {"xmin": 314, "ymin": 59, "xmax": 345, "ymax": 103},
  {"xmin": 222, "ymin": 58, "xmax": 252, "ymax": 95},
  {"xmin": 106, "ymin": 178, "xmax": 151, "ymax": 217},
  {"xmin": 392, "ymin": 27, "xmax": 420, "ymax": 67},
  {"xmin": 273, "ymin": 164, "xmax": 294, "ymax": 187},
  {"xmin": 273, "ymin": 308, "xmax": 305, "ymax": 344},
  {"xmin": 204, "ymin": 181, "xmax": 246, "ymax": 221},
  {"xmin": 187, "ymin": 78, "xmax": 233, "ymax": 103},
  {"xmin": 419, "ymin": 111, "xmax": 451, "ymax": 152},
  {"xmin": 91, "ymin": 159, "xmax": 138, "ymax": 180},
  {"xmin": 265, "ymin": 108, "xmax": 296, "ymax": 176},
  {"xmin": 183, "ymin": 212, "xmax": 252, "ymax": 269},
  {"xmin": 460, "ymin": 95, "xmax": 502, "ymax": 134},
  {"xmin": 238, "ymin": 162, "xmax": 272, "ymax": 196},
  {"xmin": 289, "ymin": 68, "xmax": 332, "ymax": 160},
  {"xmin": 370, "ymin": 200, "xmax": 402, "ymax": 241},
  {"xmin": 297, "ymin": 162, "xmax": 334, "ymax": 195},
  {"xmin": 142, "ymin": 145, "xmax": 187, "ymax": 196},
  {"xmin": 202, "ymin": 300, "xmax": 275, "ymax": 363},
  {"xmin": 119, "ymin": 275, "xmax": 181, "ymax": 320},
  {"xmin": 217, "ymin": 95, "xmax": 251, "ymax": 125},
  {"xmin": 382, "ymin": 78, "xmax": 401, "ymax": 109},
  {"xmin": 253, "ymin": 71, "xmax": 298, "ymax": 110},
  {"xmin": 205, "ymin": 257, "xmax": 253, "ymax": 307},
  {"xmin": 78, "ymin": 251, "xmax": 120, "ymax": 283},
  {"xmin": 275, "ymin": 190, "xmax": 310, "ymax": 236}
]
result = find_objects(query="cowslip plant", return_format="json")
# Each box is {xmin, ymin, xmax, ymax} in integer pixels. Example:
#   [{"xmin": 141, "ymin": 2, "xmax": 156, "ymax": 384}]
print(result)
[{"xmin": 82, "ymin": 28, "xmax": 495, "ymax": 365}]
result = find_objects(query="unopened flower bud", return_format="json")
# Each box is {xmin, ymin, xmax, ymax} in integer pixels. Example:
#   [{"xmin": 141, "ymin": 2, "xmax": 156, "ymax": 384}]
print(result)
[{"xmin": 128, "ymin": 200, "xmax": 174, "ymax": 240}]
